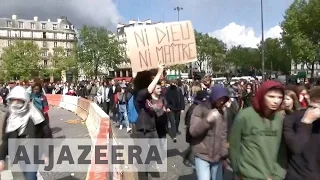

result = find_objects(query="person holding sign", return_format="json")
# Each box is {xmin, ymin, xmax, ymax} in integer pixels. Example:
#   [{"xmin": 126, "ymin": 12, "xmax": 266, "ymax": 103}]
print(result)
[
  {"xmin": 133, "ymin": 64, "xmax": 165, "ymax": 139},
  {"xmin": 132, "ymin": 64, "xmax": 166, "ymax": 177}
]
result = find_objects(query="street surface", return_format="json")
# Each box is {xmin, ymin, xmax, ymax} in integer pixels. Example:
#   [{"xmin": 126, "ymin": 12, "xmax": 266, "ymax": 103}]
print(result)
[
  {"xmin": 111, "ymin": 110, "xmax": 233, "ymax": 180},
  {"xmin": 0, "ymin": 106, "xmax": 89, "ymax": 180}
]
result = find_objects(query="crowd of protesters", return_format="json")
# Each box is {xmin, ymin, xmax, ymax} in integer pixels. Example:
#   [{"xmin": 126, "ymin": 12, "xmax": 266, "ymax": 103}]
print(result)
[{"xmin": 0, "ymin": 71, "xmax": 319, "ymax": 180}]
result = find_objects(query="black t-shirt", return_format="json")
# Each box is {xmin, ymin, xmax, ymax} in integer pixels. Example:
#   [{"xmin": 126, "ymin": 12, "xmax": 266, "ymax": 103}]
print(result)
[{"xmin": 134, "ymin": 89, "xmax": 156, "ymax": 132}]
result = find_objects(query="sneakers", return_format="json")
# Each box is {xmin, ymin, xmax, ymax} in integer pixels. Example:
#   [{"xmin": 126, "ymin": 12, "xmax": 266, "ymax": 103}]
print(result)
[
  {"xmin": 151, "ymin": 164, "xmax": 161, "ymax": 171},
  {"xmin": 118, "ymin": 125, "xmax": 132, "ymax": 133}
]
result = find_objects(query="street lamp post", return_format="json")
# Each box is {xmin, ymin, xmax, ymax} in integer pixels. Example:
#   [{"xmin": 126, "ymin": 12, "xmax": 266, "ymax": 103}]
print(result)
[
  {"xmin": 174, "ymin": 6, "xmax": 184, "ymax": 77},
  {"xmin": 174, "ymin": 6, "xmax": 183, "ymax": 22},
  {"xmin": 260, "ymin": 0, "xmax": 265, "ymax": 81}
]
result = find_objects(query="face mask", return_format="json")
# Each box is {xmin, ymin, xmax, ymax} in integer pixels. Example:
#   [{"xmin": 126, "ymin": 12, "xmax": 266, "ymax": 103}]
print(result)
[{"xmin": 9, "ymin": 101, "xmax": 25, "ymax": 112}]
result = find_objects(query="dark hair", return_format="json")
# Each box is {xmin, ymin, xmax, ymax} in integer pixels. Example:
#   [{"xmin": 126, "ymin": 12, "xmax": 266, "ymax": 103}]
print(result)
[
  {"xmin": 309, "ymin": 87, "xmax": 320, "ymax": 101},
  {"xmin": 177, "ymin": 79, "xmax": 183, "ymax": 86},
  {"xmin": 32, "ymin": 81, "xmax": 42, "ymax": 91},
  {"xmin": 133, "ymin": 70, "xmax": 153, "ymax": 92},
  {"xmin": 115, "ymin": 86, "xmax": 122, "ymax": 93},
  {"xmin": 246, "ymin": 83, "xmax": 253, "ymax": 89},
  {"xmin": 103, "ymin": 80, "xmax": 109, "ymax": 86}
]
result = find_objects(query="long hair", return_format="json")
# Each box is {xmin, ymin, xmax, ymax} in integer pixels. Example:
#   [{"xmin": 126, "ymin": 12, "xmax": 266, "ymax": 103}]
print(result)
[
  {"xmin": 284, "ymin": 90, "xmax": 301, "ymax": 114},
  {"xmin": 133, "ymin": 70, "xmax": 153, "ymax": 92}
]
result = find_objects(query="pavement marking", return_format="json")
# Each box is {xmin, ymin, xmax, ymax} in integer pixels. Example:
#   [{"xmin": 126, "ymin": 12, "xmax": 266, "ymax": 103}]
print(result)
[
  {"xmin": 0, "ymin": 170, "xmax": 44, "ymax": 180},
  {"xmin": 1, "ymin": 170, "xmax": 13, "ymax": 180},
  {"xmin": 37, "ymin": 171, "xmax": 44, "ymax": 180}
]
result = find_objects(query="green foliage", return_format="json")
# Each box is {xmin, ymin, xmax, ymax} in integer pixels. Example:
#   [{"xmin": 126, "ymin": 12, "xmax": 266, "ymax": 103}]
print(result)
[
  {"xmin": 225, "ymin": 46, "xmax": 260, "ymax": 69},
  {"xmin": 1, "ymin": 40, "xmax": 41, "ymax": 80},
  {"xmin": 170, "ymin": 64, "xmax": 188, "ymax": 73},
  {"xmin": 76, "ymin": 25, "xmax": 123, "ymax": 78},
  {"xmin": 195, "ymin": 31, "xmax": 226, "ymax": 72},
  {"xmin": 51, "ymin": 47, "xmax": 77, "ymax": 71},
  {"xmin": 281, "ymin": 0, "xmax": 319, "ymax": 76},
  {"xmin": 257, "ymin": 38, "xmax": 291, "ymax": 74},
  {"xmin": 39, "ymin": 46, "xmax": 77, "ymax": 79}
]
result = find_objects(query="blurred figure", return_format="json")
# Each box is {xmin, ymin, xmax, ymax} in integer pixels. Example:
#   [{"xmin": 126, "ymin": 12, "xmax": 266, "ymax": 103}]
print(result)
[
  {"xmin": 283, "ymin": 90, "xmax": 301, "ymax": 115},
  {"xmin": 283, "ymin": 87, "xmax": 320, "ymax": 179},
  {"xmin": 30, "ymin": 82, "xmax": 50, "ymax": 122},
  {"xmin": 77, "ymin": 82, "xmax": 88, "ymax": 99},
  {"xmin": 0, "ymin": 86, "xmax": 52, "ymax": 180},
  {"xmin": 241, "ymin": 83, "xmax": 254, "ymax": 108},
  {"xmin": 229, "ymin": 81, "xmax": 286, "ymax": 180},
  {"xmin": 116, "ymin": 84, "xmax": 131, "ymax": 132},
  {"xmin": 133, "ymin": 65, "xmax": 165, "ymax": 178},
  {"xmin": 183, "ymin": 90, "xmax": 208, "ymax": 167},
  {"xmin": 189, "ymin": 85, "xmax": 229, "ymax": 180},
  {"xmin": 298, "ymin": 86, "xmax": 310, "ymax": 108},
  {"xmin": 165, "ymin": 80, "xmax": 185, "ymax": 142},
  {"xmin": 0, "ymin": 84, "xmax": 9, "ymax": 107}
]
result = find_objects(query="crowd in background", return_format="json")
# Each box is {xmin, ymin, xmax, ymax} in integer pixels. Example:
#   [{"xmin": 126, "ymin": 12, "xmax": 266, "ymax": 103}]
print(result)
[{"xmin": 0, "ymin": 72, "xmax": 318, "ymax": 180}]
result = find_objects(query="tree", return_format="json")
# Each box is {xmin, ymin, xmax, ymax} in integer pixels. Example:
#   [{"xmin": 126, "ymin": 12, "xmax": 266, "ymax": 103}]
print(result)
[
  {"xmin": 258, "ymin": 38, "xmax": 291, "ymax": 74},
  {"xmin": 225, "ymin": 46, "xmax": 260, "ymax": 71},
  {"xmin": 281, "ymin": 0, "xmax": 318, "ymax": 77},
  {"xmin": 170, "ymin": 64, "xmax": 188, "ymax": 73},
  {"xmin": 76, "ymin": 25, "xmax": 123, "ymax": 79},
  {"xmin": 40, "ymin": 47, "xmax": 77, "ymax": 80},
  {"xmin": 1, "ymin": 41, "xmax": 41, "ymax": 80},
  {"xmin": 195, "ymin": 31, "xmax": 226, "ymax": 72}
]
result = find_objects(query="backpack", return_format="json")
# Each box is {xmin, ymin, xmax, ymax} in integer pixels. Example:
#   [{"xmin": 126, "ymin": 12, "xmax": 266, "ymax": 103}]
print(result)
[{"xmin": 127, "ymin": 96, "xmax": 138, "ymax": 123}]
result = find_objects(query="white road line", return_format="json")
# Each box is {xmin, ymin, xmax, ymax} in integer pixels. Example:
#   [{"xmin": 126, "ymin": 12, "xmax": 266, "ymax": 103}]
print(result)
[
  {"xmin": 0, "ymin": 170, "xmax": 44, "ymax": 180},
  {"xmin": 1, "ymin": 170, "xmax": 13, "ymax": 180},
  {"xmin": 37, "ymin": 171, "xmax": 44, "ymax": 180}
]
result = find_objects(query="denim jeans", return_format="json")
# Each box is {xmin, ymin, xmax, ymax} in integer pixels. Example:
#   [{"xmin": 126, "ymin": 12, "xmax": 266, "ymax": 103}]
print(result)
[
  {"xmin": 20, "ymin": 163, "xmax": 38, "ymax": 180},
  {"xmin": 195, "ymin": 157, "xmax": 223, "ymax": 180},
  {"xmin": 118, "ymin": 109, "xmax": 129, "ymax": 127},
  {"xmin": 23, "ymin": 171, "xmax": 38, "ymax": 180},
  {"xmin": 168, "ymin": 111, "xmax": 181, "ymax": 138}
]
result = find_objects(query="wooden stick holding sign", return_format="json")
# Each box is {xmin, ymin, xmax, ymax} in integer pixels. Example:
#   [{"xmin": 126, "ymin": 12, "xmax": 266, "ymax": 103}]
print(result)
[{"xmin": 125, "ymin": 21, "xmax": 197, "ymax": 72}]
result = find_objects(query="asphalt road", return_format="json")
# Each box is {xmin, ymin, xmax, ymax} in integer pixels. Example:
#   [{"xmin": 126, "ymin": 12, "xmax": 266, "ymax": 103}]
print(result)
[
  {"xmin": 0, "ymin": 106, "xmax": 90, "ymax": 180},
  {"xmin": 111, "ymin": 110, "xmax": 233, "ymax": 180}
]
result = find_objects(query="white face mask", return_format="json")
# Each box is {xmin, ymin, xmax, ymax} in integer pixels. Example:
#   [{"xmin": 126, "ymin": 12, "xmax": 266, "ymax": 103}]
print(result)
[{"xmin": 9, "ymin": 101, "xmax": 25, "ymax": 113}]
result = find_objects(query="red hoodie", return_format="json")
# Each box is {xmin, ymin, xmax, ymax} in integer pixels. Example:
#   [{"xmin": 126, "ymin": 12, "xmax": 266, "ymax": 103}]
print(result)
[{"xmin": 252, "ymin": 80, "xmax": 284, "ymax": 117}]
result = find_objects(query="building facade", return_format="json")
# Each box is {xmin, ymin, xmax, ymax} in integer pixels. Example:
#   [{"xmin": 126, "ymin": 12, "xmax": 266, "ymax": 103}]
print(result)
[
  {"xmin": 0, "ymin": 15, "xmax": 77, "ymax": 78},
  {"xmin": 291, "ymin": 62, "xmax": 320, "ymax": 77}
]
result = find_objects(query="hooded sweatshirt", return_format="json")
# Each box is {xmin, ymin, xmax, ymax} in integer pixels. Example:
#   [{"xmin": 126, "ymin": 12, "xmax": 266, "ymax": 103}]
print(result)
[
  {"xmin": 229, "ymin": 81, "xmax": 287, "ymax": 180},
  {"xmin": 189, "ymin": 86, "xmax": 229, "ymax": 163},
  {"xmin": 0, "ymin": 86, "xmax": 53, "ymax": 161}
]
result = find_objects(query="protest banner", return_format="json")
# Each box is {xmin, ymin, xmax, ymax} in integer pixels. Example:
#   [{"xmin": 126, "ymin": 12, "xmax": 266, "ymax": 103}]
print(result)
[{"xmin": 125, "ymin": 21, "xmax": 197, "ymax": 72}]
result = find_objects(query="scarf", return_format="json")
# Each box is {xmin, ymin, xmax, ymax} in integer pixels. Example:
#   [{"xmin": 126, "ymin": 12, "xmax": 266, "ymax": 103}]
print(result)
[
  {"xmin": 30, "ymin": 92, "xmax": 43, "ymax": 112},
  {"xmin": 6, "ymin": 103, "xmax": 45, "ymax": 135}
]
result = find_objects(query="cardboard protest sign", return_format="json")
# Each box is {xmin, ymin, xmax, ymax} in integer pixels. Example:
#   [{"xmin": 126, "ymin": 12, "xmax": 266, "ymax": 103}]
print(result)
[{"xmin": 125, "ymin": 21, "xmax": 197, "ymax": 72}]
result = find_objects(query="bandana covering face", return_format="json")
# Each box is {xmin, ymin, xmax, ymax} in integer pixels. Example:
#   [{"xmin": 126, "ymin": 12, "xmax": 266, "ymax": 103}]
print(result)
[{"xmin": 5, "ymin": 86, "xmax": 45, "ymax": 135}]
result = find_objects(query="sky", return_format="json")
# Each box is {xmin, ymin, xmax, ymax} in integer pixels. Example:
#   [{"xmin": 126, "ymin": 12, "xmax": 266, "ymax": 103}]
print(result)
[{"xmin": 0, "ymin": 0, "xmax": 294, "ymax": 48}]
